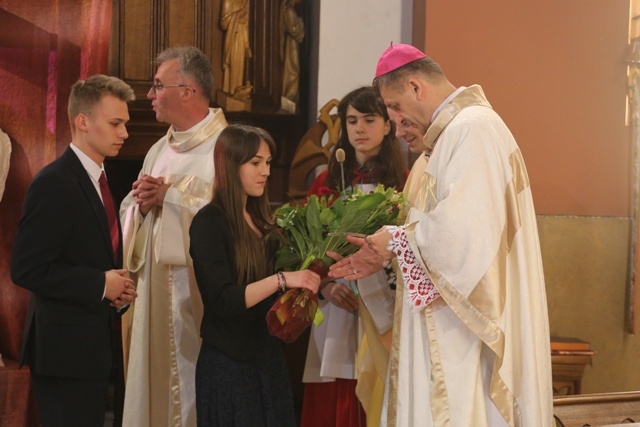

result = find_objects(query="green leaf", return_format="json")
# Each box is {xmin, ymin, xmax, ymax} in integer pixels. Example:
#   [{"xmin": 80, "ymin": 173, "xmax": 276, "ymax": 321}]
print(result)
[
  {"xmin": 305, "ymin": 195, "xmax": 323, "ymax": 243},
  {"xmin": 288, "ymin": 222, "xmax": 309, "ymax": 257},
  {"xmin": 355, "ymin": 192, "xmax": 386, "ymax": 210},
  {"xmin": 319, "ymin": 204, "xmax": 336, "ymax": 225},
  {"xmin": 274, "ymin": 246, "xmax": 302, "ymax": 271}
]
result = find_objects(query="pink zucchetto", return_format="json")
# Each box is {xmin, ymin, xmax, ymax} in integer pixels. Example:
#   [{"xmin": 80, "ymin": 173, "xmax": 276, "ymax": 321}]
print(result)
[{"xmin": 375, "ymin": 43, "xmax": 427, "ymax": 78}]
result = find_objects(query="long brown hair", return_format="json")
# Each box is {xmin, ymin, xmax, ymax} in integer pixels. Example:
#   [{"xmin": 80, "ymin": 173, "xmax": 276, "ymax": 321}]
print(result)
[
  {"xmin": 211, "ymin": 125, "xmax": 276, "ymax": 286},
  {"xmin": 326, "ymin": 86, "xmax": 406, "ymax": 191}
]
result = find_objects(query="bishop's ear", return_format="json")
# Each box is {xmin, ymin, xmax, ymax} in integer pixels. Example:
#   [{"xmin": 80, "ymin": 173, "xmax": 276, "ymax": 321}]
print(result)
[{"xmin": 408, "ymin": 79, "xmax": 424, "ymax": 101}]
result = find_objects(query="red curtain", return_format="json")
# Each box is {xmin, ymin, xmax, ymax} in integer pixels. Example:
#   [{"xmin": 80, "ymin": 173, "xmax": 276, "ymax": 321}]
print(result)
[{"xmin": 0, "ymin": 0, "xmax": 112, "ymax": 362}]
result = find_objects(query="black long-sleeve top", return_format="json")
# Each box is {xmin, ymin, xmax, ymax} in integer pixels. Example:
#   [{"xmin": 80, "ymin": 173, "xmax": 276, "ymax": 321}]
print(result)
[{"xmin": 189, "ymin": 204, "xmax": 276, "ymax": 361}]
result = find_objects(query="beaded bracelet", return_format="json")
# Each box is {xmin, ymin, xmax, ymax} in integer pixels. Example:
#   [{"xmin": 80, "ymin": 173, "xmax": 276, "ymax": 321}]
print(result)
[{"xmin": 276, "ymin": 271, "xmax": 287, "ymax": 293}]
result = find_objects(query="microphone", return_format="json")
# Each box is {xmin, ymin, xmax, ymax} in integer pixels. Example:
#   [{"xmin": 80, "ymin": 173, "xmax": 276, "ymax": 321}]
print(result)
[{"xmin": 336, "ymin": 148, "xmax": 346, "ymax": 195}]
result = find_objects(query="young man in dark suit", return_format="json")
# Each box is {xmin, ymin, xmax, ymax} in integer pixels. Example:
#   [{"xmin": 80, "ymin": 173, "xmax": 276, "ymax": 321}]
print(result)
[{"xmin": 11, "ymin": 74, "xmax": 138, "ymax": 427}]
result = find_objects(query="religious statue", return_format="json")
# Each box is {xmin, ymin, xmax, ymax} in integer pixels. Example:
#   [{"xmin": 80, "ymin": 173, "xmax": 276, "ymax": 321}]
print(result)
[
  {"xmin": 220, "ymin": 0, "xmax": 251, "ymax": 95},
  {"xmin": 280, "ymin": 0, "xmax": 304, "ymax": 112},
  {"xmin": 232, "ymin": 80, "xmax": 253, "ymax": 101}
]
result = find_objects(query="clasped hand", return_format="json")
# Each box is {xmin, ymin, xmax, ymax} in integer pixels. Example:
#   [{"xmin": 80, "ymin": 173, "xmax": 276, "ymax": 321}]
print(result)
[
  {"xmin": 105, "ymin": 269, "xmax": 137, "ymax": 309},
  {"xmin": 132, "ymin": 174, "xmax": 168, "ymax": 216}
]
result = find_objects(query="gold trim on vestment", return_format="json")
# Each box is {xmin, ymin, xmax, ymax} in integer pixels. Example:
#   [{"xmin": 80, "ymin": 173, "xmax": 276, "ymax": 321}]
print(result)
[
  {"xmin": 167, "ymin": 271, "xmax": 184, "ymax": 427},
  {"xmin": 422, "ymin": 85, "xmax": 492, "ymax": 152},
  {"xmin": 166, "ymin": 174, "xmax": 214, "ymax": 208},
  {"xmin": 425, "ymin": 301, "xmax": 451, "ymax": 426},
  {"xmin": 166, "ymin": 108, "xmax": 228, "ymax": 153},
  {"xmin": 384, "ymin": 268, "xmax": 402, "ymax": 427}
]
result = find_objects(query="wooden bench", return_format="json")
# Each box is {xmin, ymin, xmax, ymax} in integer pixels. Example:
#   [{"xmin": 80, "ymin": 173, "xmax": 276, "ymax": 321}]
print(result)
[
  {"xmin": 554, "ymin": 391, "xmax": 640, "ymax": 426},
  {"xmin": 552, "ymin": 353, "xmax": 593, "ymax": 395}
]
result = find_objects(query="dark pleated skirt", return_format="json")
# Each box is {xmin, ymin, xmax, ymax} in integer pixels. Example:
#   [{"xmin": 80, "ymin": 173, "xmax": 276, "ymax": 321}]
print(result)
[{"xmin": 196, "ymin": 337, "xmax": 296, "ymax": 427}]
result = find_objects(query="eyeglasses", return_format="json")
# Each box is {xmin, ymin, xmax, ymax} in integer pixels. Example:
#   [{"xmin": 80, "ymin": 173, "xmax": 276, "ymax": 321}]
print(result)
[{"xmin": 149, "ymin": 83, "xmax": 193, "ymax": 94}]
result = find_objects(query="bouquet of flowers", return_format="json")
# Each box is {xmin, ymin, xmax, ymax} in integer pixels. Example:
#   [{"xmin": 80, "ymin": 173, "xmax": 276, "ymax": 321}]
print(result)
[{"xmin": 266, "ymin": 185, "xmax": 404, "ymax": 343}]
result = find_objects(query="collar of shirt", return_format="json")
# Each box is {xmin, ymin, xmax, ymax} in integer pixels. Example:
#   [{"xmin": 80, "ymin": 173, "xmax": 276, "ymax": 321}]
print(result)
[
  {"xmin": 170, "ymin": 109, "xmax": 214, "ymax": 143},
  {"xmin": 431, "ymin": 86, "xmax": 467, "ymax": 123},
  {"xmin": 69, "ymin": 143, "xmax": 104, "ymax": 197}
]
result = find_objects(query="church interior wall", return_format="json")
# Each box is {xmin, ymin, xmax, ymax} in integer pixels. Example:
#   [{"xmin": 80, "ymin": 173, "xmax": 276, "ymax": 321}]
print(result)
[{"xmin": 0, "ymin": 1, "xmax": 638, "ymax": 416}]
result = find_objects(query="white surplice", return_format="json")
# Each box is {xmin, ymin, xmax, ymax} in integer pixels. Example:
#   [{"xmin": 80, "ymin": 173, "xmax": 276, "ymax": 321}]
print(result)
[
  {"xmin": 382, "ymin": 86, "xmax": 553, "ymax": 427},
  {"xmin": 120, "ymin": 108, "xmax": 228, "ymax": 427},
  {"xmin": 302, "ymin": 285, "xmax": 361, "ymax": 383}
]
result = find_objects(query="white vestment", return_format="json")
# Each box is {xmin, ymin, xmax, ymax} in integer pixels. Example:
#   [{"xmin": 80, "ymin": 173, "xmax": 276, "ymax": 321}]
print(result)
[
  {"xmin": 303, "ymin": 285, "xmax": 360, "ymax": 383},
  {"xmin": 120, "ymin": 108, "xmax": 228, "ymax": 427},
  {"xmin": 382, "ymin": 86, "xmax": 553, "ymax": 427}
]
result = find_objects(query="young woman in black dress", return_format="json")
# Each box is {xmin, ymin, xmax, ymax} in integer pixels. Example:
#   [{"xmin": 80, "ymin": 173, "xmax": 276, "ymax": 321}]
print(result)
[{"xmin": 189, "ymin": 125, "xmax": 321, "ymax": 426}]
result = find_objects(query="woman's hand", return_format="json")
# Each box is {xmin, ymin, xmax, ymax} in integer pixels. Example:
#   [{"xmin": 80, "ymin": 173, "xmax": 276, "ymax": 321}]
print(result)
[{"xmin": 283, "ymin": 269, "xmax": 321, "ymax": 294}]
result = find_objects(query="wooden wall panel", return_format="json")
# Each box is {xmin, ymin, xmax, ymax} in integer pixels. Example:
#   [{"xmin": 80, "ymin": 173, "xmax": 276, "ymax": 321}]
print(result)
[
  {"xmin": 122, "ymin": 0, "xmax": 153, "ymax": 81},
  {"xmin": 250, "ymin": 1, "xmax": 279, "ymax": 107},
  {"xmin": 168, "ymin": 0, "xmax": 196, "ymax": 48}
]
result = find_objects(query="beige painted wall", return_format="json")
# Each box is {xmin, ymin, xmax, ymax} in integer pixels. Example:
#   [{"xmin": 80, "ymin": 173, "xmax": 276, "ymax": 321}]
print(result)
[
  {"xmin": 539, "ymin": 215, "xmax": 640, "ymax": 392},
  {"xmin": 423, "ymin": 1, "xmax": 631, "ymax": 217}
]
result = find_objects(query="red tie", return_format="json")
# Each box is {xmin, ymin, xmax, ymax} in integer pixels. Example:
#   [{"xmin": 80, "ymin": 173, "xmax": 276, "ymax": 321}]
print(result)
[{"xmin": 99, "ymin": 172, "xmax": 119, "ymax": 260}]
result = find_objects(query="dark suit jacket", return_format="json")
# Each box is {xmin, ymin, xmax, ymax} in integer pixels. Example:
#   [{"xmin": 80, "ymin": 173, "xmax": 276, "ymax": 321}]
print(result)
[{"xmin": 11, "ymin": 147, "xmax": 122, "ymax": 381}]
